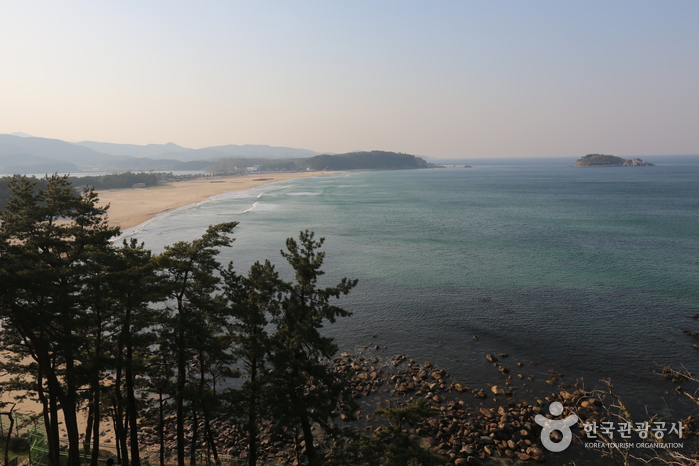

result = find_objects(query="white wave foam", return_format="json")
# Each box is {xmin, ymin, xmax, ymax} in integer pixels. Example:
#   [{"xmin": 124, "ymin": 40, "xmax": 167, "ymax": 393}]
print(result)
[
  {"xmin": 113, "ymin": 176, "xmax": 311, "ymax": 241},
  {"xmin": 242, "ymin": 202, "xmax": 278, "ymax": 213}
]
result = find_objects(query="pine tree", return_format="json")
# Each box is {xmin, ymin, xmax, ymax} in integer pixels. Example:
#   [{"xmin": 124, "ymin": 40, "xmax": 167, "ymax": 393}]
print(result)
[
  {"xmin": 0, "ymin": 174, "xmax": 120, "ymax": 466},
  {"xmin": 102, "ymin": 239, "xmax": 163, "ymax": 466},
  {"xmin": 222, "ymin": 259, "xmax": 283, "ymax": 466},
  {"xmin": 155, "ymin": 222, "xmax": 237, "ymax": 466},
  {"xmin": 267, "ymin": 230, "xmax": 357, "ymax": 465}
]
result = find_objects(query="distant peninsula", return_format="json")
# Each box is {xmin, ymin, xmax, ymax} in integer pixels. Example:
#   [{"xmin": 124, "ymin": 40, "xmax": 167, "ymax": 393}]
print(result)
[
  {"xmin": 574, "ymin": 154, "xmax": 655, "ymax": 167},
  {"xmin": 306, "ymin": 151, "xmax": 431, "ymax": 170}
]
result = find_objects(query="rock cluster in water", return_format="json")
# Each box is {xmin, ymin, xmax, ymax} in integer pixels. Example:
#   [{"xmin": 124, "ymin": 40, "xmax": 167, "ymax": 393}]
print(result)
[{"xmin": 133, "ymin": 349, "xmax": 697, "ymax": 465}]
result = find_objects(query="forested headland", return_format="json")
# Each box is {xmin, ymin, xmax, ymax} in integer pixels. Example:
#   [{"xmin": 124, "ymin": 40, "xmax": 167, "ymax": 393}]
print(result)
[{"xmin": 306, "ymin": 151, "xmax": 430, "ymax": 171}]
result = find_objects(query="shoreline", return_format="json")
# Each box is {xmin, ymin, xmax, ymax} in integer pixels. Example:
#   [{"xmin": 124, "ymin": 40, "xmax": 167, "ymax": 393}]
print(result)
[{"xmin": 96, "ymin": 171, "xmax": 338, "ymax": 230}]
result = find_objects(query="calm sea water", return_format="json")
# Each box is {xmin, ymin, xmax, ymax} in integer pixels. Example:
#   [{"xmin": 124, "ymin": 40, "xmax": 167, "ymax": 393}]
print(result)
[{"xmin": 120, "ymin": 156, "xmax": 699, "ymax": 409}]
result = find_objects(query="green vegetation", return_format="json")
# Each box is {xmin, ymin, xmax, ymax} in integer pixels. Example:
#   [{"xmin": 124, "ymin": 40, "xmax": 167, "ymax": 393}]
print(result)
[
  {"xmin": 306, "ymin": 151, "xmax": 429, "ymax": 170},
  {"xmin": 0, "ymin": 173, "xmax": 162, "ymax": 209},
  {"xmin": 207, "ymin": 157, "xmax": 306, "ymax": 173},
  {"xmin": 574, "ymin": 154, "xmax": 655, "ymax": 166},
  {"xmin": 574, "ymin": 154, "xmax": 626, "ymax": 166},
  {"xmin": 0, "ymin": 175, "xmax": 120, "ymax": 466},
  {"xmin": 73, "ymin": 172, "xmax": 161, "ymax": 190}
]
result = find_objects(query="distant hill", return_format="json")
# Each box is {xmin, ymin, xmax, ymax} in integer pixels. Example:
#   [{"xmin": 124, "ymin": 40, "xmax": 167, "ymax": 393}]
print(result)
[
  {"xmin": 307, "ymin": 151, "xmax": 429, "ymax": 170},
  {"xmin": 207, "ymin": 144, "xmax": 321, "ymax": 159},
  {"xmin": 154, "ymin": 144, "xmax": 323, "ymax": 162},
  {"xmin": 2, "ymin": 160, "xmax": 81, "ymax": 174},
  {"xmin": 0, "ymin": 134, "xmax": 113, "ymax": 172},
  {"xmin": 74, "ymin": 141, "xmax": 190, "ymax": 159},
  {"xmin": 574, "ymin": 154, "xmax": 655, "ymax": 167},
  {"xmin": 75, "ymin": 141, "xmax": 322, "ymax": 162}
]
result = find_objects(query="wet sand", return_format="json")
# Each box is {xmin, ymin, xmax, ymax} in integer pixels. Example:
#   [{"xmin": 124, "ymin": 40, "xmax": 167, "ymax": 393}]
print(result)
[{"xmin": 96, "ymin": 171, "xmax": 335, "ymax": 229}]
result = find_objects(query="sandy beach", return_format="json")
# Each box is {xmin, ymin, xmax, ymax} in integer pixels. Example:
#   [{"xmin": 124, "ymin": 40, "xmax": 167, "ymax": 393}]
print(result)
[{"xmin": 97, "ymin": 171, "xmax": 335, "ymax": 230}]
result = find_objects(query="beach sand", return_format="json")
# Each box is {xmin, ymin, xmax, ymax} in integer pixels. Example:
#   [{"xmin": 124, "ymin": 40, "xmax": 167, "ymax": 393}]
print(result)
[{"xmin": 97, "ymin": 171, "xmax": 335, "ymax": 230}]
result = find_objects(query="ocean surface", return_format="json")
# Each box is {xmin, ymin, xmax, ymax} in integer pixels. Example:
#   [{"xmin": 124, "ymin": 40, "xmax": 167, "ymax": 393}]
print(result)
[{"xmin": 120, "ymin": 156, "xmax": 699, "ymax": 412}]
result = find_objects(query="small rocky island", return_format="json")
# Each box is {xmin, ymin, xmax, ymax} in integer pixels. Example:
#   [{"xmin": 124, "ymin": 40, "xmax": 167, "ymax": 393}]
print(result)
[{"xmin": 574, "ymin": 154, "xmax": 655, "ymax": 167}]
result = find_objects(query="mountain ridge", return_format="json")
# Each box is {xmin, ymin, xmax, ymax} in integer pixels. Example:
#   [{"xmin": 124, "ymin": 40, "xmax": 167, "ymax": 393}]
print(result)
[{"xmin": 0, "ymin": 134, "xmax": 327, "ymax": 173}]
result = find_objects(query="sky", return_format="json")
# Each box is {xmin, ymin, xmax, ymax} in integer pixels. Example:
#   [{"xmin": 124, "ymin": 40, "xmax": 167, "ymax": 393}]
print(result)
[{"xmin": 2, "ymin": 1, "xmax": 698, "ymax": 158}]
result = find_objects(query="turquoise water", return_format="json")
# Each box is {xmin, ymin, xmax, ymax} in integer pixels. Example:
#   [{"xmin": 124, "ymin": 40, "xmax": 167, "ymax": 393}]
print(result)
[{"xmin": 120, "ymin": 156, "xmax": 699, "ymax": 398}]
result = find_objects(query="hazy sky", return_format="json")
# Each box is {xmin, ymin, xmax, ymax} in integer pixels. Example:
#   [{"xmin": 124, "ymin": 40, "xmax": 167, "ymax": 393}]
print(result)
[{"xmin": 2, "ymin": 1, "xmax": 698, "ymax": 158}]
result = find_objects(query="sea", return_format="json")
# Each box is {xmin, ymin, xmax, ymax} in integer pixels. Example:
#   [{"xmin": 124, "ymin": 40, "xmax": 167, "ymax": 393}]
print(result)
[{"xmin": 119, "ymin": 156, "xmax": 699, "ymax": 419}]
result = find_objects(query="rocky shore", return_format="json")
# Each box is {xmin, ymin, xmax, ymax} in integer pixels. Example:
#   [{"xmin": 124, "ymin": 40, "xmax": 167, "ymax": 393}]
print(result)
[{"xmin": 133, "ymin": 347, "xmax": 697, "ymax": 465}]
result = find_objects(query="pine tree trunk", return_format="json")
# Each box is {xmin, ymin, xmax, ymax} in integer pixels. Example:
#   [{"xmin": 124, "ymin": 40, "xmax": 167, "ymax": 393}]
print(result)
[
  {"xmin": 90, "ymin": 385, "xmax": 101, "ymax": 466},
  {"xmin": 90, "ymin": 325, "xmax": 102, "ymax": 466},
  {"xmin": 42, "ymin": 352, "xmax": 80, "ymax": 466},
  {"xmin": 247, "ymin": 359, "xmax": 258, "ymax": 466},
  {"xmin": 112, "ymin": 413, "xmax": 122, "ymax": 463},
  {"xmin": 176, "ymin": 326, "xmax": 187, "ymax": 466},
  {"xmin": 3, "ymin": 408, "xmax": 15, "ymax": 466},
  {"xmin": 36, "ymin": 371, "xmax": 59, "ymax": 466},
  {"xmin": 126, "ymin": 343, "xmax": 141, "ymax": 466},
  {"xmin": 61, "ymin": 295, "xmax": 82, "ymax": 466},
  {"xmin": 84, "ymin": 404, "xmax": 93, "ymax": 458},
  {"xmin": 199, "ymin": 357, "xmax": 220, "ymax": 466},
  {"xmin": 292, "ymin": 393, "xmax": 317, "ymax": 466},
  {"xmin": 203, "ymin": 416, "xmax": 220, "ymax": 466},
  {"xmin": 62, "ymin": 399, "xmax": 82, "ymax": 466},
  {"xmin": 49, "ymin": 389, "xmax": 60, "ymax": 466},
  {"xmin": 189, "ymin": 410, "xmax": 198, "ymax": 466},
  {"xmin": 158, "ymin": 389, "xmax": 165, "ymax": 466},
  {"xmin": 114, "ymin": 369, "xmax": 130, "ymax": 466}
]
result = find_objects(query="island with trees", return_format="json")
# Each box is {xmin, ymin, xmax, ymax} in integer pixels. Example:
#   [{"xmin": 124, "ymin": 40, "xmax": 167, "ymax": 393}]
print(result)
[{"xmin": 573, "ymin": 154, "xmax": 655, "ymax": 167}]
